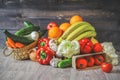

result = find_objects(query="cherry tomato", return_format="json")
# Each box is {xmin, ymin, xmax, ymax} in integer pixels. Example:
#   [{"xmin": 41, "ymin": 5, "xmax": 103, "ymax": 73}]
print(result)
[
  {"xmin": 47, "ymin": 22, "xmax": 58, "ymax": 30},
  {"xmin": 101, "ymin": 62, "xmax": 113, "ymax": 73},
  {"xmin": 85, "ymin": 56, "xmax": 95, "ymax": 67},
  {"xmin": 76, "ymin": 58, "xmax": 87, "ymax": 69},
  {"xmin": 94, "ymin": 54, "xmax": 105, "ymax": 66},
  {"xmin": 79, "ymin": 38, "xmax": 93, "ymax": 54},
  {"xmin": 93, "ymin": 43, "xmax": 103, "ymax": 53}
]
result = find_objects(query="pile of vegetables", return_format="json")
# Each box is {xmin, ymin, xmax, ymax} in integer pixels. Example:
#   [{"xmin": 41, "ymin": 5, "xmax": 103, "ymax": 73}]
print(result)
[
  {"xmin": 4, "ymin": 21, "xmax": 47, "ymax": 48},
  {"xmin": 3, "ymin": 21, "xmax": 47, "ymax": 61},
  {"xmin": 3, "ymin": 15, "xmax": 119, "ymax": 73}
]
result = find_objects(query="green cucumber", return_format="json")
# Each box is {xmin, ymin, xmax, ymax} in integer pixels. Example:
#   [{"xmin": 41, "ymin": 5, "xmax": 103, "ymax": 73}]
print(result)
[
  {"xmin": 24, "ymin": 21, "xmax": 34, "ymax": 27},
  {"xmin": 3, "ymin": 30, "xmax": 34, "ymax": 45},
  {"xmin": 15, "ymin": 26, "xmax": 40, "ymax": 36},
  {"xmin": 57, "ymin": 58, "xmax": 72, "ymax": 68}
]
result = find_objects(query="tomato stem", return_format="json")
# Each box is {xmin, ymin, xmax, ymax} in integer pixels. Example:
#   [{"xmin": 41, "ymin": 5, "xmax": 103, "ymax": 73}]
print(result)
[{"xmin": 80, "ymin": 64, "xmax": 83, "ymax": 67}]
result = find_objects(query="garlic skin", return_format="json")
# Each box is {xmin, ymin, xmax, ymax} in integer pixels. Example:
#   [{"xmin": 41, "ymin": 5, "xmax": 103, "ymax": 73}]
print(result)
[
  {"xmin": 101, "ymin": 42, "xmax": 118, "ymax": 65},
  {"xmin": 56, "ymin": 52, "xmax": 63, "ymax": 58},
  {"xmin": 49, "ymin": 39, "xmax": 58, "ymax": 52},
  {"xmin": 50, "ymin": 58, "xmax": 61, "ymax": 67}
]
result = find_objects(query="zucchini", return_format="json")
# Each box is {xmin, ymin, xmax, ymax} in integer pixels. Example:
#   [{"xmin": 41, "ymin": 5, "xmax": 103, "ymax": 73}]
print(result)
[
  {"xmin": 24, "ymin": 21, "xmax": 34, "ymax": 27},
  {"xmin": 3, "ymin": 30, "xmax": 34, "ymax": 45},
  {"xmin": 15, "ymin": 26, "xmax": 40, "ymax": 36},
  {"xmin": 57, "ymin": 58, "xmax": 72, "ymax": 68}
]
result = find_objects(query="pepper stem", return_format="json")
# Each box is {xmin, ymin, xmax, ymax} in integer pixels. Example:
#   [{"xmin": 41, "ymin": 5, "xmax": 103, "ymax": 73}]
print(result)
[
  {"xmin": 40, "ymin": 42, "xmax": 46, "ymax": 46},
  {"xmin": 40, "ymin": 51, "xmax": 46, "ymax": 59}
]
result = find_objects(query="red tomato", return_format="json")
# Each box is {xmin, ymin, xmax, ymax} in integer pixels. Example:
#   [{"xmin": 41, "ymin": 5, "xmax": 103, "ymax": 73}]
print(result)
[
  {"xmin": 93, "ymin": 43, "xmax": 103, "ymax": 53},
  {"xmin": 85, "ymin": 56, "xmax": 95, "ymax": 67},
  {"xmin": 94, "ymin": 54, "xmax": 105, "ymax": 66},
  {"xmin": 47, "ymin": 22, "xmax": 58, "ymax": 30},
  {"xmin": 79, "ymin": 38, "xmax": 93, "ymax": 54},
  {"xmin": 102, "ymin": 62, "xmax": 113, "ymax": 73},
  {"xmin": 76, "ymin": 58, "xmax": 87, "ymax": 69}
]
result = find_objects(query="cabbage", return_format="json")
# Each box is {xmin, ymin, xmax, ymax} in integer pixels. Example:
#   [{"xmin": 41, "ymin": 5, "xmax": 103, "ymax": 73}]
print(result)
[
  {"xmin": 57, "ymin": 40, "xmax": 80, "ymax": 58},
  {"xmin": 101, "ymin": 42, "xmax": 118, "ymax": 65}
]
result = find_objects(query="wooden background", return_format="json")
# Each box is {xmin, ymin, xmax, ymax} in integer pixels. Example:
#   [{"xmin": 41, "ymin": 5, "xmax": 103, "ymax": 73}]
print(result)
[
  {"xmin": 0, "ymin": 0, "xmax": 120, "ymax": 80},
  {"xmin": 0, "ymin": 0, "xmax": 120, "ymax": 51}
]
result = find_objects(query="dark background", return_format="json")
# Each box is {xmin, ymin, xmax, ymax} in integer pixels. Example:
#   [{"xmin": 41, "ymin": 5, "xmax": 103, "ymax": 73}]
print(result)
[{"xmin": 0, "ymin": 0, "xmax": 120, "ymax": 51}]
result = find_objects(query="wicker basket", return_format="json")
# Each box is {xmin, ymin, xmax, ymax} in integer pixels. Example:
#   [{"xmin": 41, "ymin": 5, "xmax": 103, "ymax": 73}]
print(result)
[{"xmin": 2, "ymin": 40, "xmax": 38, "ymax": 60}]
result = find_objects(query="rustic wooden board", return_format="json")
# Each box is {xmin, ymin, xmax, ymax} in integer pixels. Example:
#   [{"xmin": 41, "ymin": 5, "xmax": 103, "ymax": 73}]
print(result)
[
  {"xmin": 1, "ymin": 0, "xmax": 120, "ymax": 10},
  {"xmin": 0, "ymin": 15, "xmax": 118, "ymax": 30},
  {"xmin": 0, "ymin": 0, "xmax": 120, "ymax": 51}
]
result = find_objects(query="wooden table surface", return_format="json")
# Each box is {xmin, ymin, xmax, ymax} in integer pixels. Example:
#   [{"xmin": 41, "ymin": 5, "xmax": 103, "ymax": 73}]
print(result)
[
  {"xmin": 0, "ymin": 49, "xmax": 120, "ymax": 80},
  {"xmin": 0, "ymin": 0, "xmax": 120, "ymax": 80}
]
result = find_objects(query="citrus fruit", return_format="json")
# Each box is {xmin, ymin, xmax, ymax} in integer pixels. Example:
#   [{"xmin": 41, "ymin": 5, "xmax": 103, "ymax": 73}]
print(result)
[
  {"xmin": 59, "ymin": 22, "xmax": 71, "ymax": 32},
  {"xmin": 70, "ymin": 15, "xmax": 83, "ymax": 24},
  {"xmin": 48, "ymin": 27, "xmax": 62, "ymax": 39}
]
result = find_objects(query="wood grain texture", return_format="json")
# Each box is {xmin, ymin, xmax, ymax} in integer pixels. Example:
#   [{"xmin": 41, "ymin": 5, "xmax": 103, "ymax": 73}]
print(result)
[
  {"xmin": 0, "ymin": 0, "xmax": 120, "ymax": 51},
  {"xmin": 0, "ymin": 0, "xmax": 120, "ymax": 80},
  {"xmin": 0, "ymin": 50, "xmax": 120, "ymax": 80}
]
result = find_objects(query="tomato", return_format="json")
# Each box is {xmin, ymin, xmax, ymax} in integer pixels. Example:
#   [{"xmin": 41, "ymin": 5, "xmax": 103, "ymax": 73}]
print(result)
[
  {"xmin": 85, "ymin": 56, "xmax": 95, "ymax": 67},
  {"xmin": 79, "ymin": 38, "xmax": 93, "ymax": 54},
  {"xmin": 47, "ymin": 22, "xmax": 58, "ymax": 30},
  {"xmin": 76, "ymin": 58, "xmax": 87, "ymax": 69},
  {"xmin": 94, "ymin": 54, "xmax": 105, "ymax": 66},
  {"xmin": 101, "ymin": 62, "xmax": 113, "ymax": 73},
  {"xmin": 93, "ymin": 43, "xmax": 103, "ymax": 53}
]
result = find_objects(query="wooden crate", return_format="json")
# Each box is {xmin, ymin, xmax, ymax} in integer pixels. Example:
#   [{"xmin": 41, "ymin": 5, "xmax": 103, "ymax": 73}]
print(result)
[{"xmin": 72, "ymin": 52, "xmax": 107, "ymax": 70}]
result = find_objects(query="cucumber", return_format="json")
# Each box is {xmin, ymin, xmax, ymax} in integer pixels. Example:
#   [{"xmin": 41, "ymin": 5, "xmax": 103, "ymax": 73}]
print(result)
[
  {"xmin": 24, "ymin": 21, "xmax": 34, "ymax": 27},
  {"xmin": 3, "ymin": 30, "xmax": 34, "ymax": 45},
  {"xmin": 15, "ymin": 26, "xmax": 40, "ymax": 36},
  {"xmin": 57, "ymin": 58, "xmax": 72, "ymax": 68}
]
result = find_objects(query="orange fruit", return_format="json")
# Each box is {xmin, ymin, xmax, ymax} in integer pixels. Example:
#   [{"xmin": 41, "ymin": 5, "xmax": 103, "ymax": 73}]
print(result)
[
  {"xmin": 59, "ymin": 22, "xmax": 71, "ymax": 32},
  {"xmin": 48, "ymin": 27, "xmax": 63, "ymax": 39},
  {"xmin": 70, "ymin": 15, "xmax": 83, "ymax": 24}
]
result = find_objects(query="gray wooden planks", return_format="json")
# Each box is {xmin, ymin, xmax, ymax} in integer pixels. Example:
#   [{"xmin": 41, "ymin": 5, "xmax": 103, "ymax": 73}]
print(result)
[{"xmin": 1, "ymin": 0, "xmax": 120, "ymax": 11}]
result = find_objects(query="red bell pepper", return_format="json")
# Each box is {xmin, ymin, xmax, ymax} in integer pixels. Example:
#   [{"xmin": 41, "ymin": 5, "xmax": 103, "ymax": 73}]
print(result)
[
  {"xmin": 37, "ymin": 38, "xmax": 49, "ymax": 49},
  {"xmin": 36, "ymin": 47, "xmax": 54, "ymax": 65}
]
